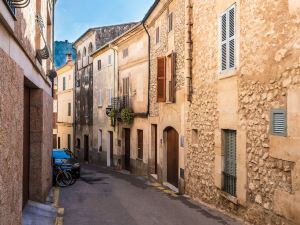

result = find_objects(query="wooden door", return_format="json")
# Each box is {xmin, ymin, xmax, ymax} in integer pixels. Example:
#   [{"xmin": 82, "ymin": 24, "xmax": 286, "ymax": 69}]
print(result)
[
  {"xmin": 109, "ymin": 132, "xmax": 113, "ymax": 166},
  {"xmin": 154, "ymin": 126, "xmax": 158, "ymax": 174},
  {"xmin": 124, "ymin": 129, "xmax": 131, "ymax": 171},
  {"xmin": 167, "ymin": 128, "xmax": 179, "ymax": 188},
  {"xmin": 137, "ymin": 130, "xmax": 143, "ymax": 159},
  {"xmin": 84, "ymin": 135, "xmax": 89, "ymax": 162},
  {"xmin": 23, "ymin": 87, "xmax": 30, "ymax": 208}
]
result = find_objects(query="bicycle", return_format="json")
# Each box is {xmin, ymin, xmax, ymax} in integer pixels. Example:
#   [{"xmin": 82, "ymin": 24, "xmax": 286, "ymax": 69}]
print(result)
[{"xmin": 54, "ymin": 165, "xmax": 74, "ymax": 187}]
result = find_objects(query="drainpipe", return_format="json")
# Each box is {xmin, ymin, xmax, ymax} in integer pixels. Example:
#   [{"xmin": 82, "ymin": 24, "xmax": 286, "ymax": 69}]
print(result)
[{"xmin": 185, "ymin": 0, "xmax": 193, "ymax": 102}]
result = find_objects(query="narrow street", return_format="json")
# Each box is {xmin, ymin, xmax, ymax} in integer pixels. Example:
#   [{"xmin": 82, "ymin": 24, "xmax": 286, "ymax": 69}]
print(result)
[{"xmin": 60, "ymin": 165, "xmax": 241, "ymax": 225}]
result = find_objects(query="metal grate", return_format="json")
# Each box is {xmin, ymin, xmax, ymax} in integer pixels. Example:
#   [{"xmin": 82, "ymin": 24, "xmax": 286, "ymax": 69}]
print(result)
[{"xmin": 223, "ymin": 172, "xmax": 236, "ymax": 196}]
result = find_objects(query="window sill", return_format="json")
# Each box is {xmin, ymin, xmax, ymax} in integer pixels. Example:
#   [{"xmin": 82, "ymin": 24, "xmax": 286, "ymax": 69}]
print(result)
[
  {"xmin": 219, "ymin": 190, "xmax": 238, "ymax": 205},
  {"xmin": 219, "ymin": 69, "xmax": 238, "ymax": 80},
  {"xmin": 98, "ymin": 105, "xmax": 103, "ymax": 108},
  {"xmin": 136, "ymin": 157, "xmax": 143, "ymax": 162},
  {"xmin": 191, "ymin": 144, "xmax": 198, "ymax": 148}
]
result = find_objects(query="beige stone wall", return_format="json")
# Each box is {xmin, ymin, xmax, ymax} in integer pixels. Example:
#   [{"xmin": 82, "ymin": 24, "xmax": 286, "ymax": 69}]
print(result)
[
  {"xmin": 186, "ymin": 0, "xmax": 300, "ymax": 224},
  {"xmin": 57, "ymin": 124, "xmax": 74, "ymax": 150},
  {"xmin": 0, "ymin": 48, "xmax": 24, "ymax": 225}
]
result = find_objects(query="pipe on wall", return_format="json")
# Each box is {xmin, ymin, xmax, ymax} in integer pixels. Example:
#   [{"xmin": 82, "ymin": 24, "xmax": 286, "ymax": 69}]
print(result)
[{"xmin": 185, "ymin": 0, "xmax": 193, "ymax": 102}]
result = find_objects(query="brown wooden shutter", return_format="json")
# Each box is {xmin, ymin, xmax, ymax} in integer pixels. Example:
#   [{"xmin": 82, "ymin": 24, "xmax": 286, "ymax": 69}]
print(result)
[
  {"xmin": 169, "ymin": 52, "xmax": 176, "ymax": 103},
  {"xmin": 157, "ymin": 57, "xmax": 166, "ymax": 102}
]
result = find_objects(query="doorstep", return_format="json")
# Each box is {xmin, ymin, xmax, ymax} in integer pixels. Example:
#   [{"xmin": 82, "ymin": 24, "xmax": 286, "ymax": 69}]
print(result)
[{"xmin": 163, "ymin": 182, "xmax": 179, "ymax": 193}]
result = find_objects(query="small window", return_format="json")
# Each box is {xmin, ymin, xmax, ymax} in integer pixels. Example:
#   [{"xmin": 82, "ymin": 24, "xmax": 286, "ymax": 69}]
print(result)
[
  {"xmin": 62, "ymin": 77, "xmax": 66, "ymax": 91},
  {"xmin": 98, "ymin": 129, "xmax": 102, "ymax": 152},
  {"xmin": 192, "ymin": 129, "xmax": 198, "ymax": 146},
  {"xmin": 222, "ymin": 129, "xmax": 237, "ymax": 196},
  {"xmin": 98, "ymin": 91, "xmax": 103, "ymax": 107},
  {"xmin": 123, "ymin": 48, "xmax": 129, "ymax": 58},
  {"xmin": 156, "ymin": 27, "xmax": 160, "ymax": 44},
  {"xmin": 271, "ymin": 109, "xmax": 287, "ymax": 136},
  {"xmin": 168, "ymin": 13, "xmax": 173, "ymax": 32},
  {"xmin": 98, "ymin": 60, "xmax": 102, "ymax": 70},
  {"xmin": 88, "ymin": 42, "xmax": 93, "ymax": 54},
  {"xmin": 83, "ymin": 47, "xmax": 87, "ymax": 57},
  {"xmin": 68, "ymin": 102, "xmax": 71, "ymax": 116},
  {"xmin": 108, "ymin": 89, "xmax": 113, "ymax": 106},
  {"xmin": 108, "ymin": 55, "xmax": 112, "ymax": 64}
]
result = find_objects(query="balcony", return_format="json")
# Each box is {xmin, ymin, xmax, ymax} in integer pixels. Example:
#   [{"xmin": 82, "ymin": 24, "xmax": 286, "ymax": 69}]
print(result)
[{"xmin": 112, "ymin": 95, "xmax": 130, "ymax": 111}]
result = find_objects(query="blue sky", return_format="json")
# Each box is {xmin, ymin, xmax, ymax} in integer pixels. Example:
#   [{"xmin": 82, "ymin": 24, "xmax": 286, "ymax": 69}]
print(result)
[{"xmin": 55, "ymin": 0, "xmax": 154, "ymax": 42}]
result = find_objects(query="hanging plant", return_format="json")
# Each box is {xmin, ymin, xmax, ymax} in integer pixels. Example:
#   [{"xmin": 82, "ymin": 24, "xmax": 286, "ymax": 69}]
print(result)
[
  {"xmin": 120, "ymin": 108, "xmax": 134, "ymax": 125},
  {"xmin": 109, "ymin": 109, "xmax": 117, "ymax": 126}
]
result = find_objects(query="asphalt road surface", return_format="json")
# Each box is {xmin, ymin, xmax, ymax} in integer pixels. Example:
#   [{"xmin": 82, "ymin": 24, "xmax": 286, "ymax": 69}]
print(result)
[{"xmin": 60, "ymin": 165, "xmax": 242, "ymax": 225}]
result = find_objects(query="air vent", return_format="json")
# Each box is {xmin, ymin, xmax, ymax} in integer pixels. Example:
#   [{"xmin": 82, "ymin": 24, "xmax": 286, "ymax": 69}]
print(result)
[{"xmin": 271, "ymin": 109, "xmax": 287, "ymax": 136}]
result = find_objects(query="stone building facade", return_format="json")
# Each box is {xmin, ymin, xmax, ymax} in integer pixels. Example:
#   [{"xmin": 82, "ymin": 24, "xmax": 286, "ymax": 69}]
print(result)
[
  {"xmin": 0, "ymin": 0, "xmax": 56, "ymax": 224},
  {"xmin": 143, "ymin": 0, "xmax": 188, "ymax": 192},
  {"xmin": 56, "ymin": 54, "xmax": 75, "ymax": 151},
  {"xmin": 74, "ymin": 23, "xmax": 137, "ymax": 163},
  {"xmin": 113, "ymin": 24, "xmax": 149, "ymax": 175},
  {"xmin": 91, "ymin": 47, "xmax": 116, "ymax": 166},
  {"xmin": 185, "ymin": 0, "xmax": 300, "ymax": 225}
]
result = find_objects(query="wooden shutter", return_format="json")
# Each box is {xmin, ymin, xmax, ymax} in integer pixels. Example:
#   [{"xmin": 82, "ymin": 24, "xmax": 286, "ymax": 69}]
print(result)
[
  {"xmin": 220, "ymin": 5, "xmax": 236, "ymax": 72},
  {"xmin": 169, "ymin": 53, "xmax": 176, "ymax": 103},
  {"xmin": 271, "ymin": 109, "xmax": 287, "ymax": 136},
  {"xmin": 157, "ymin": 57, "xmax": 166, "ymax": 102},
  {"xmin": 123, "ymin": 77, "xmax": 129, "ymax": 96}
]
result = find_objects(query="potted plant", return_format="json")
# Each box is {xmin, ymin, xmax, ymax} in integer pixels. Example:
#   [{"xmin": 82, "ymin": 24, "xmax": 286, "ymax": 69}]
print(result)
[{"xmin": 120, "ymin": 108, "xmax": 134, "ymax": 125}]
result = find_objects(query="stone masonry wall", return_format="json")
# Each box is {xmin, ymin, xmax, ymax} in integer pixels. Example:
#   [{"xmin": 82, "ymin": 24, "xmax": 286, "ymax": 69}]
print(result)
[
  {"xmin": 149, "ymin": 0, "xmax": 186, "ymax": 117},
  {"xmin": 186, "ymin": 0, "xmax": 300, "ymax": 225},
  {"xmin": 0, "ymin": 49, "xmax": 24, "ymax": 225}
]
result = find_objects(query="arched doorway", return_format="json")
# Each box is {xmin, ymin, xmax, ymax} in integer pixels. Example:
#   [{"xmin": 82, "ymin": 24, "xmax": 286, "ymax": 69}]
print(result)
[{"xmin": 166, "ymin": 127, "xmax": 179, "ymax": 188}]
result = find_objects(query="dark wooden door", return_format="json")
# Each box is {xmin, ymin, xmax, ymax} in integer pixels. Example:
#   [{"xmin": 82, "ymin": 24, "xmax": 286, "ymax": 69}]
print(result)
[
  {"xmin": 109, "ymin": 132, "xmax": 113, "ymax": 166},
  {"xmin": 84, "ymin": 135, "xmax": 89, "ymax": 162},
  {"xmin": 124, "ymin": 129, "xmax": 131, "ymax": 171},
  {"xmin": 137, "ymin": 130, "xmax": 143, "ymax": 159},
  {"xmin": 167, "ymin": 128, "xmax": 179, "ymax": 188},
  {"xmin": 23, "ymin": 87, "xmax": 30, "ymax": 208}
]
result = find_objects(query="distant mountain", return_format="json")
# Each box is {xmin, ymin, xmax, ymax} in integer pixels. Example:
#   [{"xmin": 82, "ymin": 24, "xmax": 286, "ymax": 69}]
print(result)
[{"xmin": 54, "ymin": 40, "xmax": 76, "ymax": 68}]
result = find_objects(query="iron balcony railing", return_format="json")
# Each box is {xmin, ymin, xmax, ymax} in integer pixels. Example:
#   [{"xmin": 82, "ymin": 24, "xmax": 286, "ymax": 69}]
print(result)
[
  {"xmin": 112, "ymin": 95, "xmax": 130, "ymax": 111},
  {"xmin": 222, "ymin": 172, "xmax": 236, "ymax": 196}
]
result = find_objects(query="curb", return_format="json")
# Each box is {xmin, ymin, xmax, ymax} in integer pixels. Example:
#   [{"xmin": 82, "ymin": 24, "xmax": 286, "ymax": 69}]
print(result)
[{"xmin": 52, "ymin": 187, "xmax": 64, "ymax": 225}]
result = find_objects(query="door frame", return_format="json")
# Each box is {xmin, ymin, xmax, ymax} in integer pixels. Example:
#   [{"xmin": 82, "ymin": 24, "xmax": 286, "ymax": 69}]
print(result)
[
  {"xmin": 124, "ymin": 128, "xmax": 131, "ymax": 171},
  {"xmin": 107, "ymin": 131, "xmax": 113, "ymax": 167},
  {"xmin": 84, "ymin": 135, "xmax": 89, "ymax": 162}
]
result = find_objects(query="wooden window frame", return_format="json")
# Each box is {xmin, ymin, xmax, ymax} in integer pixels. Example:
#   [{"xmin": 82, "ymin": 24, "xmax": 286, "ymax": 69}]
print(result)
[
  {"xmin": 168, "ymin": 13, "xmax": 173, "ymax": 32},
  {"xmin": 156, "ymin": 27, "xmax": 160, "ymax": 44},
  {"xmin": 68, "ymin": 102, "xmax": 71, "ymax": 116},
  {"xmin": 137, "ymin": 129, "xmax": 143, "ymax": 160}
]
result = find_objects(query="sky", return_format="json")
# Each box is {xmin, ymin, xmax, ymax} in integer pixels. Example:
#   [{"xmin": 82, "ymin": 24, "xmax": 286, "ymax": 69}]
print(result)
[{"xmin": 55, "ymin": 0, "xmax": 154, "ymax": 42}]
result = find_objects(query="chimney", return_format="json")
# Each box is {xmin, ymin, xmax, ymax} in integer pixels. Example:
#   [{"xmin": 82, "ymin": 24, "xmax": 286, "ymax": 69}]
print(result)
[{"xmin": 66, "ymin": 52, "xmax": 72, "ymax": 63}]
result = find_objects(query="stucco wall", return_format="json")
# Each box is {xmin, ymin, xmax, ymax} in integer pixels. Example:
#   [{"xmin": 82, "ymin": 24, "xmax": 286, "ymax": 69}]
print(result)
[{"xmin": 185, "ymin": 0, "xmax": 300, "ymax": 224}]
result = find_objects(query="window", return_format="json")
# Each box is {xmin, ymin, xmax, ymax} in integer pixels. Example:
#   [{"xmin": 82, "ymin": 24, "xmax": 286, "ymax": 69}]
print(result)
[
  {"xmin": 222, "ymin": 130, "xmax": 237, "ymax": 196},
  {"xmin": 98, "ymin": 91, "xmax": 103, "ymax": 107},
  {"xmin": 137, "ymin": 130, "xmax": 143, "ymax": 160},
  {"xmin": 88, "ymin": 42, "xmax": 93, "ymax": 54},
  {"xmin": 67, "ymin": 134, "xmax": 71, "ymax": 150},
  {"xmin": 98, "ymin": 60, "xmax": 102, "ymax": 70},
  {"xmin": 123, "ymin": 48, "xmax": 129, "ymax": 58},
  {"xmin": 68, "ymin": 103, "xmax": 71, "ymax": 116},
  {"xmin": 168, "ymin": 13, "xmax": 173, "ymax": 32},
  {"xmin": 108, "ymin": 55, "xmax": 112, "ymax": 65},
  {"xmin": 220, "ymin": 4, "xmax": 236, "ymax": 73},
  {"xmin": 98, "ymin": 129, "xmax": 102, "ymax": 152},
  {"xmin": 156, "ymin": 27, "xmax": 160, "ymax": 44},
  {"xmin": 83, "ymin": 47, "xmax": 87, "ymax": 57},
  {"xmin": 168, "ymin": 53, "xmax": 176, "ymax": 103},
  {"xmin": 62, "ymin": 77, "xmax": 66, "ymax": 91},
  {"xmin": 123, "ymin": 77, "xmax": 130, "ymax": 96},
  {"xmin": 77, "ymin": 51, "xmax": 81, "ymax": 60},
  {"xmin": 271, "ymin": 109, "xmax": 287, "ymax": 136},
  {"xmin": 108, "ymin": 89, "xmax": 113, "ymax": 106},
  {"xmin": 192, "ymin": 129, "xmax": 198, "ymax": 146},
  {"xmin": 157, "ymin": 57, "xmax": 166, "ymax": 102}
]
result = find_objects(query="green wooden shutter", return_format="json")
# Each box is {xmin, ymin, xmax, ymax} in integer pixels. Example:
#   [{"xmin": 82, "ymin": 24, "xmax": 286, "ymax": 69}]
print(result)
[{"xmin": 224, "ymin": 130, "xmax": 236, "ymax": 177}]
